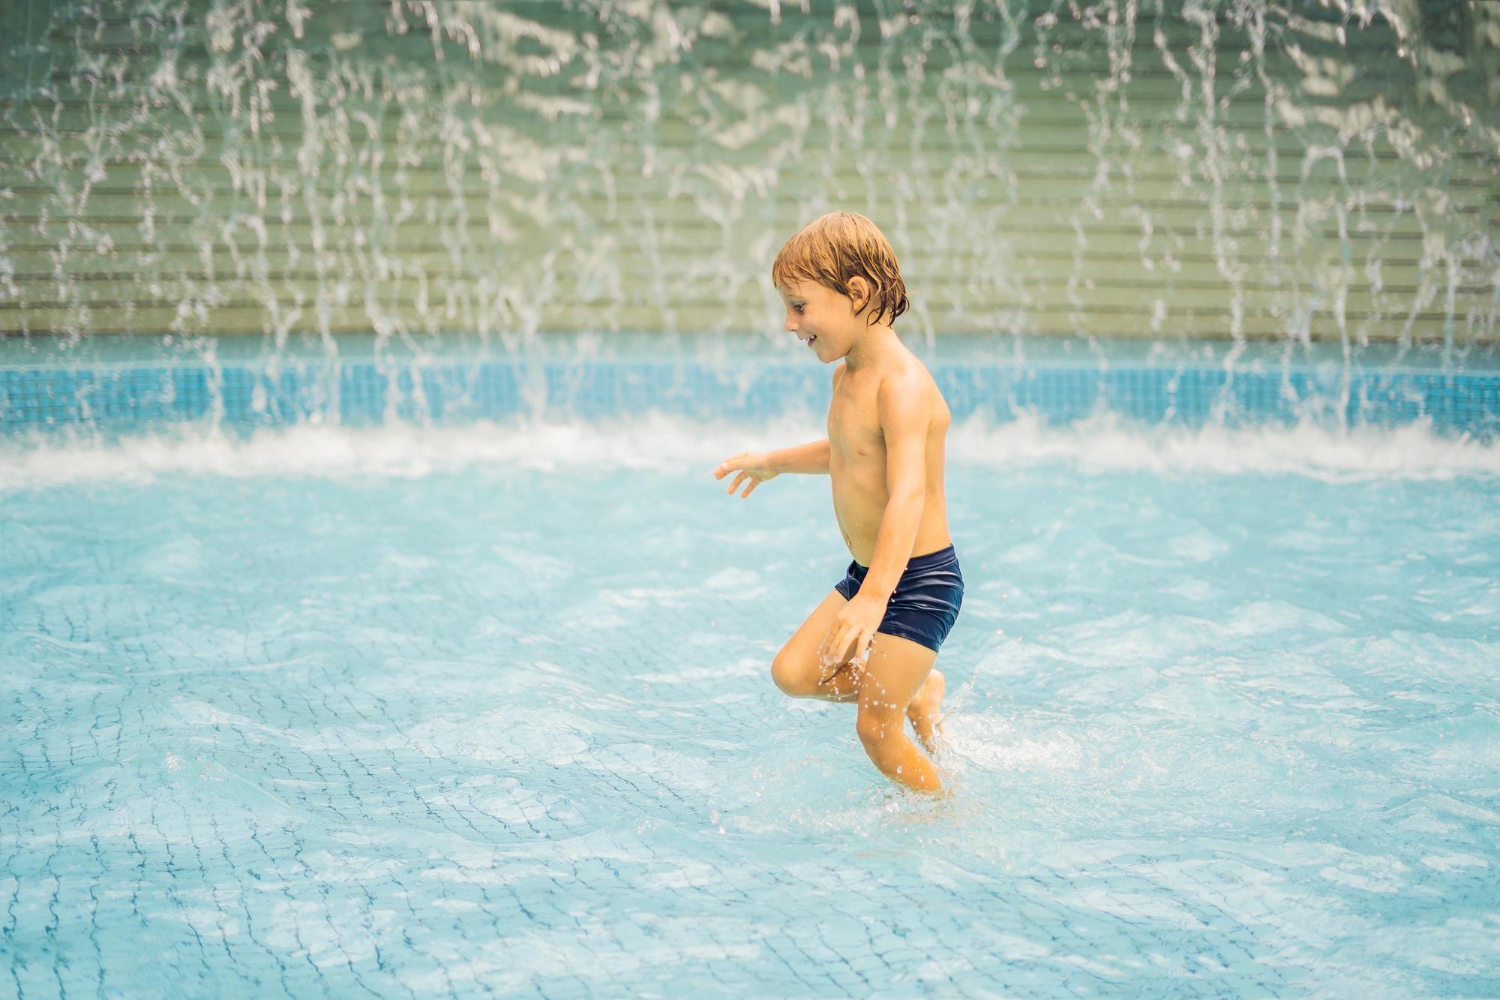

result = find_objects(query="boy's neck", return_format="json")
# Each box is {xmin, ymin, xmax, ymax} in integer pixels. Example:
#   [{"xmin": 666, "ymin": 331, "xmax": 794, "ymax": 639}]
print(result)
[{"xmin": 843, "ymin": 324, "xmax": 899, "ymax": 372}]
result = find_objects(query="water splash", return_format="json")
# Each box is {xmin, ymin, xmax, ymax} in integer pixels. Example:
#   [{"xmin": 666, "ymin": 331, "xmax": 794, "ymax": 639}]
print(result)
[{"xmin": 3, "ymin": 409, "xmax": 1497, "ymax": 491}]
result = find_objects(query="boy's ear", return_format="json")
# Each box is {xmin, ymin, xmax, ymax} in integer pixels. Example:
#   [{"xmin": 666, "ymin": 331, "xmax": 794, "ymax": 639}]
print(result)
[
  {"xmin": 846, "ymin": 275, "xmax": 882, "ymax": 321},
  {"xmin": 847, "ymin": 276, "xmax": 871, "ymax": 315}
]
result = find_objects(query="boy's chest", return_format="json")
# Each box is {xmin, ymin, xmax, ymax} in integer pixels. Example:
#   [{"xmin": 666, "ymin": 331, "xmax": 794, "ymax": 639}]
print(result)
[{"xmin": 827, "ymin": 378, "xmax": 884, "ymax": 456}]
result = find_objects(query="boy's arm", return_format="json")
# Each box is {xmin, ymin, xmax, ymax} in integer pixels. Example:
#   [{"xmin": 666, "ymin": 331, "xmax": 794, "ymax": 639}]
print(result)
[
  {"xmin": 853, "ymin": 375, "xmax": 929, "ymax": 603},
  {"xmin": 766, "ymin": 437, "xmax": 830, "ymax": 474}
]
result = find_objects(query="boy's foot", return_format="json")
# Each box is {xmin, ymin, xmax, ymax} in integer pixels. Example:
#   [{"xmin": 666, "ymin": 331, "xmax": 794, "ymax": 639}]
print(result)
[{"xmin": 906, "ymin": 668, "xmax": 945, "ymax": 753}]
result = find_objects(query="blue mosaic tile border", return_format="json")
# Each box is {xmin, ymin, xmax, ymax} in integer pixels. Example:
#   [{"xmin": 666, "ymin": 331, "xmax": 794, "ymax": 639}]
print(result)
[{"xmin": 3, "ymin": 361, "xmax": 1499, "ymax": 436}]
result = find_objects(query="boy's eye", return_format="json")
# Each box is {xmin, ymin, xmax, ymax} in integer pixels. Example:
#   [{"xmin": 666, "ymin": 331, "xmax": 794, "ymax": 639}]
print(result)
[{"xmin": 792, "ymin": 303, "xmax": 805, "ymax": 312}]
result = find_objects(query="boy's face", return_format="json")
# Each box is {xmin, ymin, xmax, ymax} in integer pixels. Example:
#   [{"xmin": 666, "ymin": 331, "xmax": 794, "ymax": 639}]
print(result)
[{"xmin": 778, "ymin": 279, "xmax": 854, "ymax": 362}]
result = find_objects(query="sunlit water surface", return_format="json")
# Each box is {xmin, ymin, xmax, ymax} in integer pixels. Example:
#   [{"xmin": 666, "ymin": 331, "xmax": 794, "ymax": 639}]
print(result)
[{"xmin": 3, "ymin": 417, "xmax": 1499, "ymax": 999}]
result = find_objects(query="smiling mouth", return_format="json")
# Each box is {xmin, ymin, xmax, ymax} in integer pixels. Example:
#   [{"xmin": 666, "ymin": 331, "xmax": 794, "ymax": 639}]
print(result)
[{"xmin": 805, "ymin": 335, "xmax": 817, "ymax": 345}]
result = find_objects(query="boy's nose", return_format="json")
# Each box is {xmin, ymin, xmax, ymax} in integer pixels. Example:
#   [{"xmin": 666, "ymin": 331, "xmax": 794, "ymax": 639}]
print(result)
[{"xmin": 784, "ymin": 313, "xmax": 798, "ymax": 333}]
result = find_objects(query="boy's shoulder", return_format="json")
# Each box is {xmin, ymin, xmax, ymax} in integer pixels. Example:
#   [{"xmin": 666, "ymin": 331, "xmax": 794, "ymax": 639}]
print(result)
[
  {"xmin": 878, "ymin": 350, "xmax": 937, "ymax": 393},
  {"xmin": 833, "ymin": 353, "xmax": 936, "ymax": 394},
  {"xmin": 876, "ymin": 354, "xmax": 950, "ymax": 425}
]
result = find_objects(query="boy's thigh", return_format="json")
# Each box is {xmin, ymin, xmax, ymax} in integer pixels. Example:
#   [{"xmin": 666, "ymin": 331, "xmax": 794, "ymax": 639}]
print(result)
[
  {"xmin": 857, "ymin": 630, "xmax": 939, "ymax": 717},
  {"xmin": 771, "ymin": 589, "xmax": 849, "ymax": 688}
]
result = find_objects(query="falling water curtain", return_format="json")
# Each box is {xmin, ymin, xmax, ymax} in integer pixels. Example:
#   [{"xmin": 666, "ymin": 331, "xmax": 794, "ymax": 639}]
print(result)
[{"xmin": 0, "ymin": 0, "xmax": 1496, "ymax": 345}]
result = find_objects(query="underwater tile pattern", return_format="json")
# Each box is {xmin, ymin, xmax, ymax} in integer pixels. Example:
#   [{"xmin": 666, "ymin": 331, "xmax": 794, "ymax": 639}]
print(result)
[
  {"xmin": 3, "ymin": 360, "xmax": 1500, "ymax": 435},
  {"xmin": 4, "ymin": 462, "xmax": 1499, "ymax": 998}
]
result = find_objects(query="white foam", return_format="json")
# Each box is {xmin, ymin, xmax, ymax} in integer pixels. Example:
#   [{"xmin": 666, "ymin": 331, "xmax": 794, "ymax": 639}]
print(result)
[
  {"xmin": 948, "ymin": 412, "xmax": 1500, "ymax": 483},
  {"xmin": 1, "ymin": 410, "xmax": 1496, "ymax": 491}
]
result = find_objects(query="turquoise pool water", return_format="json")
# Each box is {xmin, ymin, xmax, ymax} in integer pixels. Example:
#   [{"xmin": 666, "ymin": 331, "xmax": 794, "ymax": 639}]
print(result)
[{"xmin": 3, "ymin": 407, "xmax": 1499, "ymax": 997}]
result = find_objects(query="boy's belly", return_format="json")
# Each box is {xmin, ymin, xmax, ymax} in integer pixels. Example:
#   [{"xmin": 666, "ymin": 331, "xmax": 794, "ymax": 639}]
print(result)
[
  {"xmin": 831, "ymin": 479, "xmax": 886, "ymax": 562},
  {"xmin": 830, "ymin": 471, "xmax": 948, "ymax": 567}
]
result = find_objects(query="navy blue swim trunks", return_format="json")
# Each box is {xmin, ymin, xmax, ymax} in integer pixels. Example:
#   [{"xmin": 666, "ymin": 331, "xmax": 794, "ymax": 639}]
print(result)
[{"xmin": 833, "ymin": 544, "xmax": 964, "ymax": 653}]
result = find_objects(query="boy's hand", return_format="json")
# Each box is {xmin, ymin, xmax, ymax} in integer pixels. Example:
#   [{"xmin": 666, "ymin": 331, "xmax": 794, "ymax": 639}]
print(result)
[
  {"xmin": 713, "ymin": 451, "xmax": 779, "ymax": 498},
  {"xmin": 817, "ymin": 594, "xmax": 885, "ymax": 682}
]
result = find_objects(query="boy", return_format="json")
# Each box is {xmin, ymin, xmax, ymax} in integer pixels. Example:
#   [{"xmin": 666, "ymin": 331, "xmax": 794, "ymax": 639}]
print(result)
[{"xmin": 713, "ymin": 212, "xmax": 963, "ymax": 793}]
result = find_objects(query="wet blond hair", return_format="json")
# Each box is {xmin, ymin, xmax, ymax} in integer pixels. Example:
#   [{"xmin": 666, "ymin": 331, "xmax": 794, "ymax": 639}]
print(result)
[{"xmin": 771, "ymin": 212, "xmax": 909, "ymax": 327}]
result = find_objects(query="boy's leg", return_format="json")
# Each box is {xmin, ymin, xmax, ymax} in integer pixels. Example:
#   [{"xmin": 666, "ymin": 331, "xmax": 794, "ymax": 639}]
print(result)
[
  {"xmin": 906, "ymin": 668, "xmax": 946, "ymax": 753},
  {"xmin": 770, "ymin": 589, "xmax": 864, "ymax": 703},
  {"xmin": 854, "ymin": 631, "xmax": 943, "ymax": 791}
]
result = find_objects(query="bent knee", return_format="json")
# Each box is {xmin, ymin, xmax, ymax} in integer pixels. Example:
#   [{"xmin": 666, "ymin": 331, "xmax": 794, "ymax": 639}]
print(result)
[
  {"xmin": 771, "ymin": 655, "xmax": 815, "ymax": 697},
  {"xmin": 856, "ymin": 710, "xmax": 903, "ymax": 746}
]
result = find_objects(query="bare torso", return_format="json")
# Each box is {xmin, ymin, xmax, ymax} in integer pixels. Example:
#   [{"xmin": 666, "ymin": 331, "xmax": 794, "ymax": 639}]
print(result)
[{"xmin": 827, "ymin": 350, "xmax": 953, "ymax": 566}]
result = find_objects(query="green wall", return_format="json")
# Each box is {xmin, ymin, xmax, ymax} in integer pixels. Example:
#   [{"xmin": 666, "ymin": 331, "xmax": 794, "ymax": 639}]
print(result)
[{"xmin": 1, "ymin": 0, "xmax": 1496, "ymax": 343}]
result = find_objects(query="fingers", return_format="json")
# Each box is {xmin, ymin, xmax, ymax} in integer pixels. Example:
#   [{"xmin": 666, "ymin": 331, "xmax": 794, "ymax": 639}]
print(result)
[
  {"xmin": 827, "ymin": 631, "xmax": 870, "ymax": 673},
  {"xmin": 727, "ymin": 470, "xmax": 768, "ymax": 498},
  {"xmin": 816, "ymin": 645, "xmax": 842, "ymax": 683},
  {"xmin": 817, "ymin": 638, "xmax": 866, "ymax": 685},
  {"xmin": 713, "ymin": 453, "xmax": 748, "ymax": 479},
  {"xmin": 819, "ymin": 630, "xmax": 851, "ymax": 672}
]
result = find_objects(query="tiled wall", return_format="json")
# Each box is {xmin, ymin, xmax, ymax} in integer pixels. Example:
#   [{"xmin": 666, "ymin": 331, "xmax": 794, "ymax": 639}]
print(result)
[{"xmin": 6, "ymin": 357, "xmax": 1498, "ymax": 436}]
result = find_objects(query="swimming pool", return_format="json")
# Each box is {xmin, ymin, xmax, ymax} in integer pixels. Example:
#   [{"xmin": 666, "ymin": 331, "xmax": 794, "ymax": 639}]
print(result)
[{"xmin": 4, "ymin": 336, "xmax": 1499, "ymax": 998}]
